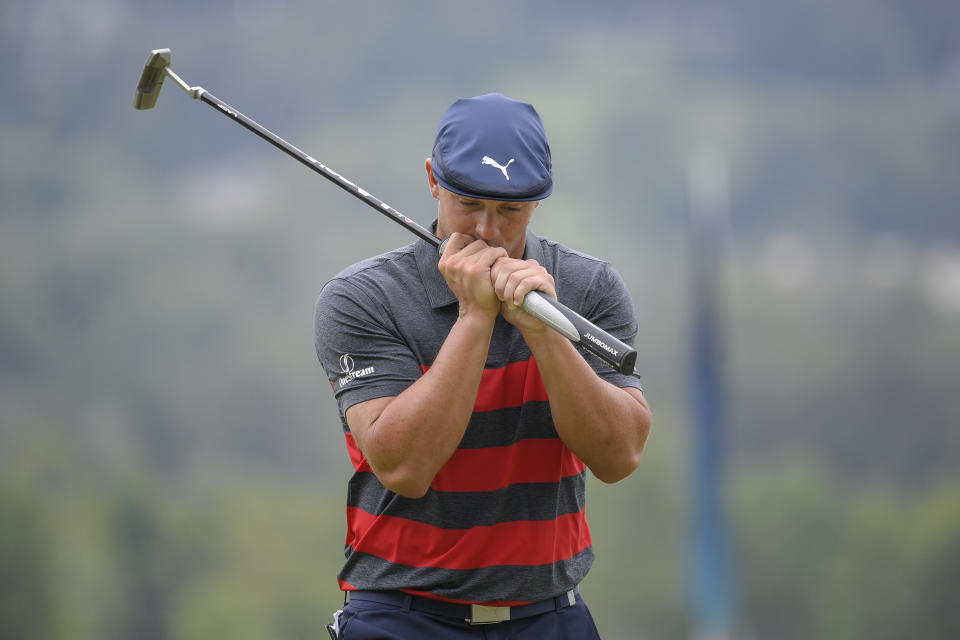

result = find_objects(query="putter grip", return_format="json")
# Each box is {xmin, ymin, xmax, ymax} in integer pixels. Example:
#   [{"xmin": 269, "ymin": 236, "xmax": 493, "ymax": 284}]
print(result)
[{"xmin": 522, "ymin": 291, "xmax": 637, "ymax": 375}]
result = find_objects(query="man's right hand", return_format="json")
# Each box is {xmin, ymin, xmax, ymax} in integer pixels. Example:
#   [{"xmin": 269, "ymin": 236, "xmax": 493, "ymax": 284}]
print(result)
[{"xmin": 438, "ymin": 232, "xmax": 508, "ymax": 319}]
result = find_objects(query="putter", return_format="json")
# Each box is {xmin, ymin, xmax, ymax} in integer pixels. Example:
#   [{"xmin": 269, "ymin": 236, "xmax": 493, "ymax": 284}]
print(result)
[{"xmin": 133, "ymin": 48, "xmax": 639, "ymax": 376}]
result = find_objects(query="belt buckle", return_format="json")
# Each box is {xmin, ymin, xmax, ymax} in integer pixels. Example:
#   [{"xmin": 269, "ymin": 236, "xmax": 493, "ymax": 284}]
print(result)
[{"xmin": 467, "ymin": 604, "xmax": 511, "ymax": 625}]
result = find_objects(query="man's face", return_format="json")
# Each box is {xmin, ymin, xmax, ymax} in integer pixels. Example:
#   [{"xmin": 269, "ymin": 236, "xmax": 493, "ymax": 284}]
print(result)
[{"xmin": 427, "ymin": 159, "xmax": 538, "ymax": 260}]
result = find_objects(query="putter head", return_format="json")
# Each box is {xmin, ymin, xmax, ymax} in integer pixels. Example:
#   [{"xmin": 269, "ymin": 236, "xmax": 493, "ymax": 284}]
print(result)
[{"xmin": 133, "ymin": 48, "xmax": 172, "ymax": 110}]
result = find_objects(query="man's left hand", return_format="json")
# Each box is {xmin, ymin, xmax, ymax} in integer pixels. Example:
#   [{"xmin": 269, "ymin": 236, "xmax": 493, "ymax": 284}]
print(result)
[{"xmin": 490, "ymin": 257, "xmax": 557, "ymax": 333}]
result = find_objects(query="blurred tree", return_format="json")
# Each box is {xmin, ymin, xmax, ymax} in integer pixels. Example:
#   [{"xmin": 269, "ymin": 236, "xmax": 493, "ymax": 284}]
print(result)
[
  {"xmin": 170, "ymin": 487, "xmax": 342, "ymax": 640},
  {"xmin": 0, "ymin": 490, "xmax": 55, "ymax": 640},
  {"xmin": 817, "ymin": 491, "xmax": 917, "ymax": 639},
  {"xmin": 729, "ymin": 460, "xmax": 841, "ymax": 639},
  {"xmin": 109, "ymin": 498, "xmax": 176, "ymax": 640},
  {"xmin": 909, "ymin": 484, "xmax": 960, "ymax": 639},
  {"xmin": 108, "ymin": 494, "xmax": 209, "ymax": 640}
]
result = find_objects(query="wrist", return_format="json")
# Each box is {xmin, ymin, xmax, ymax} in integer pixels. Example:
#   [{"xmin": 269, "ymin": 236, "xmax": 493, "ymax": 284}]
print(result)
[
  {"xmin": 518, "ymin": 321, "xmax": 566, "ymax": 351},
  {"xmin": 455, "ymin": 306, "xmax": 498, "ymax": 331}
]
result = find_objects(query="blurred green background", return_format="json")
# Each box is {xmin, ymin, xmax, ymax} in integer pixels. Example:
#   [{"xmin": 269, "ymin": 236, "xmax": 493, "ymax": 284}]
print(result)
[{"xmin": 2, "ymin": 1, "xmax": 959, "ymax": 638}]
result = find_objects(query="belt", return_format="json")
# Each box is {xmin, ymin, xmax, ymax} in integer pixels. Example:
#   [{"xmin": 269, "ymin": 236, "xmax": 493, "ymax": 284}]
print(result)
[{"xmin": 348, "ymin": 587, "xmax": 580, "ymax": 625}]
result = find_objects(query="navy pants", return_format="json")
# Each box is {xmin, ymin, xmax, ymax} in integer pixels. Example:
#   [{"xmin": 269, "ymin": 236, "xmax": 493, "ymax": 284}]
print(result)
[{"xmin": 333, "ymin": 595, "xmax": 602, "ymax": 639}]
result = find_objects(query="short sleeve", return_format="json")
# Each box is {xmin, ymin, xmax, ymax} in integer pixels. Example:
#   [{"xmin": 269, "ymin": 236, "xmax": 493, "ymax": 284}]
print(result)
[{"xmin": 314, "ymin": 277, "xmax": 424, "ymax": 419}]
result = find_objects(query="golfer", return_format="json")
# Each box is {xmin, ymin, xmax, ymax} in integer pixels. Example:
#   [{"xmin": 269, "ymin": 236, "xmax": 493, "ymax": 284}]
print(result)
[{"xmin": 314, "ymin": 93, "xmax": 651, "ymax": 639}]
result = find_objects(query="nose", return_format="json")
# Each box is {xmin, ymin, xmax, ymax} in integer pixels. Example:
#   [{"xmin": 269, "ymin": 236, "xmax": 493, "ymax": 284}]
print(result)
[{"xmin": 474, "ymin": 207, "xmax": 499, "ymax": 241}]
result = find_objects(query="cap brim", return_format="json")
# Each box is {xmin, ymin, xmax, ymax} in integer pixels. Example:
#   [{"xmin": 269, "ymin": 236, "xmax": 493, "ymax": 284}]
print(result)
[{"xmin": 432, "ymin": 169, "xmax": 552, "ymax": 202}]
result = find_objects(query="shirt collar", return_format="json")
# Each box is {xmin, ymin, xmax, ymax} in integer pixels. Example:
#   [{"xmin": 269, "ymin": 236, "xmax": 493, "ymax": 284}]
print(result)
[{"xmin": 414, "ymin": 221, "xmax": 543, "ymax": 309}]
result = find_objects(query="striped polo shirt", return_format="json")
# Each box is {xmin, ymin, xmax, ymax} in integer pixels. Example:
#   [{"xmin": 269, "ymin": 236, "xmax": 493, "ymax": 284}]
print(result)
[{"xmin": 314, "ymin": 226, "xmax": 641, "ymax": 605}]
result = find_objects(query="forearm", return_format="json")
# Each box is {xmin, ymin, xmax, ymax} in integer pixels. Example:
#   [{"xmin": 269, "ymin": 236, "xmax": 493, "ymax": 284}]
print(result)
[
  {"xmin": 361, "ymin": 312, "xmax": 495, "ymax": 497},
  {"xmin": 523, "ymin": 328, "xmax": 651, "ymax": 483}
]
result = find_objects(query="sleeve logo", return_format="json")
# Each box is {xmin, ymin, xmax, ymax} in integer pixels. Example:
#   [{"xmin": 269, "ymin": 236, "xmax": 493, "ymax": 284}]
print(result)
[{"xmin": 337, "ymin": 353, "xmax": 375, "ymax": 388}]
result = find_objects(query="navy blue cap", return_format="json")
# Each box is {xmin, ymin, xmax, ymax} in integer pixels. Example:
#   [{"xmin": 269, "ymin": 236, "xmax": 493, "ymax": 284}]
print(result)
[{"xmin": 431, "ymin": 93, "xmax": 553, "ymax": 201}]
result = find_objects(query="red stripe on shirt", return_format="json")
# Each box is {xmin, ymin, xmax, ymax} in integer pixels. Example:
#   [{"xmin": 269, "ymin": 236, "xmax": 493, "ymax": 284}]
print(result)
[
  {"xmin": 431, "ymin": 438, "xmax": 586, "ymax": 492},
  {"xmin": 346, "ymin": 506, "xmax": 591, "ymax": 570},
  {"xmin": 420, "ymin": 357, "xmax": 548, "ymax": 412},
  {"xmin": 347, "ymin": 430, "xmax": 585, "ymax": 491}
]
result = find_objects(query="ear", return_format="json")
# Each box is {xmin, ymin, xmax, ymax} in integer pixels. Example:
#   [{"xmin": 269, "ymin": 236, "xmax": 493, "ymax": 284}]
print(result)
[{"xmin": 425, "ymin": 158, "xmax": 441, "ymax": 200}]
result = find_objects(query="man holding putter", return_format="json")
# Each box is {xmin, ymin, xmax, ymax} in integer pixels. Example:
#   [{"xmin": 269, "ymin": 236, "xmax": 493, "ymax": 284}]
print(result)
[{"xmin": 314, "ymin": 93, "xmax": 651, "ymax": 639}]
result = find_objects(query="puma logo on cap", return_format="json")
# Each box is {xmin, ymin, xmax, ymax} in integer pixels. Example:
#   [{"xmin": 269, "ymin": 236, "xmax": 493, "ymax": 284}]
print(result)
[{"xmin": 481, "ymin": 155, "xmax": 515, "ymax": 181}]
